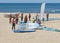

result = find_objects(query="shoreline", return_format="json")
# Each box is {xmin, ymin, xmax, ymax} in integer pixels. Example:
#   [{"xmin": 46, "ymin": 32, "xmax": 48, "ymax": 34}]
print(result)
[{"xmin": 0, "ymin": 12, "xmax": 60, "ymax": 15}]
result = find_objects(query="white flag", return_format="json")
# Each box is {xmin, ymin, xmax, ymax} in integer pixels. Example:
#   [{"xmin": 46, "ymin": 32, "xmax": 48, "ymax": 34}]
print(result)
[{"xmin": 40, "ymin": 2, "xmax": 45, "ymax": 20}]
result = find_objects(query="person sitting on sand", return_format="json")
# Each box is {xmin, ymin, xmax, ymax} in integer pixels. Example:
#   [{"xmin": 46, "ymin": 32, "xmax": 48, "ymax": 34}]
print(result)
[
  {"xmin": 35, "ymin": 14, "xmax": 40, "ymax": 21},
  {"xmin": 24, "ymin": 15, "xmax": 28, "ymax": 23},
  {"xmin": 32, "ymin": 18, "xmax": 36, "ymax": 23},
  {"xmin": 11, "ymin": 17, "xmax": 16, "ymax": 30},
  {"xmin": 36, "ymin": 19, "xmax": 41, "ymax": 25},
  {"xmin": 8, "ymin": 14, "xmax": 12, "ymax": 23},
  {"xmin": 33, "ymin": 14, "xmax": 41, "ymax": 24},
  {"xmin": 32, "ymin": 14, "xmax": 39, "ymax": 23}
]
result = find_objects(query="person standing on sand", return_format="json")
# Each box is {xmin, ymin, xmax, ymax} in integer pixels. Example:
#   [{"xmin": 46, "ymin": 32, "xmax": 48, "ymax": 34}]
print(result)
[
  {"xmin": 8, "ymin": 14, "xmax": 12, "ymax": 23},
  {"xmin": 24, "ymin": 15, "xmax": 28, "ymax": 23},
  {"xmin": 46, "ymin": 13, "xmax": 49, "ymax": 21},
  {"xmin": 29, "ymin": 13, "xmax": 31, "ymax": 21},
  {"xmin": 36, "ymin": 19, "xmax": 41, "ymax": 25},
  {"xmin": 42, "ymin": 18, "xmax": 44, "ymax": 22},
  {"xmin": 15, "ymin": 14, "xmax": 19, "ymax": 24},
  {"xmin": 11, "ymin": 17, "xmax": 16, "ymax": 30},
  {"xmin": 21, "ymin": 13, "xmax": 23, "ymax": 21}
]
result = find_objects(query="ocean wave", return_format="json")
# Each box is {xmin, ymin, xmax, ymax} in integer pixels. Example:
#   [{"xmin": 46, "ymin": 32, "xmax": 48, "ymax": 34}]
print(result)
[{"xmin": 46, "ymin": 9, "xmax": 60, "ymax": 13}]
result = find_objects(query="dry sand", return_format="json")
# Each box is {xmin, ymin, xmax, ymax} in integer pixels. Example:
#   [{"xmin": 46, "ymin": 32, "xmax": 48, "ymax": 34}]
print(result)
[{"xmin": 0, "ymin": 13, "xmax": 60, "ymax": 43}]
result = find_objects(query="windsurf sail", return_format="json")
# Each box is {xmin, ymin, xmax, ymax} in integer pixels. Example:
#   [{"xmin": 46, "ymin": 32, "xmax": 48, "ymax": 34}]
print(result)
[{"xmin": 40, "ymin": 2, "xmax": 46, "ymax": 20}]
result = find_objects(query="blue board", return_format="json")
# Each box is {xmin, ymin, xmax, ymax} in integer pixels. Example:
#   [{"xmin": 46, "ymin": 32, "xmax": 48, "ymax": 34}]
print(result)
[
  {"xmin": 43, "ymin": 27, "xmax": 60, "ymax": 32},
  {"xmin": 13, "ymin": 29, "xmax": 36, "ymax": 33},
  {"xmin": 36, "ymin": 25, "xmax": 60, "ymax": 32},
  {"xmin": 43, "ymin": 18, "xmax": 60, "ymax": 21}
]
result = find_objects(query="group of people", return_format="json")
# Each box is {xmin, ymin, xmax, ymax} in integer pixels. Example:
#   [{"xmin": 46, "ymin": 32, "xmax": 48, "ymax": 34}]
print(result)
[
  {"xmin": 8, "ymin": 13, "xmax": 49, "ymax": 30},
  {"xmin": 8, "ymin": 13, "xmax": 31, "ymax": 30}
]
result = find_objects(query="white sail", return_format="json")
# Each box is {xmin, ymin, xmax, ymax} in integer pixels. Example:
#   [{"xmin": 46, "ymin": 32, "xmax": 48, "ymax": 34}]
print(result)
[{"xmin": 40, "ymin": 2, "xmax": 45, "ymax": 20}]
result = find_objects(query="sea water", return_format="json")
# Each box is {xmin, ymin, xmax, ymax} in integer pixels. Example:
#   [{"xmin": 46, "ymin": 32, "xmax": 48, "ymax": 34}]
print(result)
[{"xmin": 0, "ymin": 3, "xmax": 60, "ymax": 13}]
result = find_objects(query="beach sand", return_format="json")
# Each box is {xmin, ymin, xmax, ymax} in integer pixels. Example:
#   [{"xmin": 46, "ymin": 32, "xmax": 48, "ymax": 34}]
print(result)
[{"xmin": 0, "ymin": 13, "xmax": 60, "ymax": 43}]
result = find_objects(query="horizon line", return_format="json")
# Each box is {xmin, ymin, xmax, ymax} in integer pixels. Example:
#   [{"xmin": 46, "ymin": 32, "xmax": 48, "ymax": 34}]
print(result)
[{"xmin": 0, "ymin": 2, "xmax": 59, "ymax": 3}]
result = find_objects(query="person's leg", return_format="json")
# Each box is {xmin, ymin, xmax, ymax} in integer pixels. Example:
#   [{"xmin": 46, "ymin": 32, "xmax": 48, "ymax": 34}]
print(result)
[
  {"xmin": 30, "ymin": 18, "xmax": 31, "ymax": 20},
  {"xmin": 13, "ymin": 23, "xmax": 15, "ymax": 30},
  {"xmin": 29, "ymin": 18, "xmax": 30, "ymax": 21},
  {"xmin": 15, "ymin": 19, "xmax": 17, "ymax": 24},
  {"xmin": 47, "ymin": 17, "xmax": 48, "ymax": 21},
  {"xmin": 24, "ymin": 21, "xmax": 26, "ymax": 23},
  {"xmin": 43, "ymin": 18, "xmax": 44, "ymax": 22},
  {"xmin": 10, "ymin": 18, "xmax": 11, "ymax": 23},
  {"xmin": 17, "ymin": 19, "xmax": 18, "ymax": 24},
  {"xmin": 9, "ymin": 18, "xmax": 11, "ymax": 23},
  {"xmin": 21, "ymin": 17, "xmax": 22, "ymax": 21},
  {"xmin": 9, "ymin": 18, "xmax": 10, "ymax": 23},
  {"xmin": 47, "ymin": 18, "xmax": 48, "ymax": 21},
  {"xmin": 12, "ymin": 24, "xmax": 13, "ymax": 30}
]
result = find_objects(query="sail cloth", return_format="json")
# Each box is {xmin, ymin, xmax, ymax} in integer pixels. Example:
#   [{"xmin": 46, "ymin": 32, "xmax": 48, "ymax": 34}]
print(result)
[{"xmin": 40, "ymin": 2, "xmax": 46, "ymax": 20}]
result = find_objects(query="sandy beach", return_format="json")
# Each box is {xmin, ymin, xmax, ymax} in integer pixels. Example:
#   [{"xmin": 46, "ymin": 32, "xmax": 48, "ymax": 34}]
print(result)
[{"xmin": 0, "ymin": 13, "xmax": 60, "ymax": 43}]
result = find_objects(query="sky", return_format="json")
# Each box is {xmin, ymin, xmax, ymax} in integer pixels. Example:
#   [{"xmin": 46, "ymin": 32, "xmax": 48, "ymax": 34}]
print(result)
[{"xmin": 0, "ymin": 0, "xmax": 60, "ymax": 3}]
